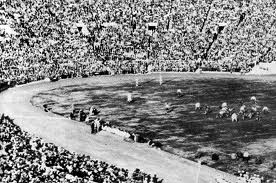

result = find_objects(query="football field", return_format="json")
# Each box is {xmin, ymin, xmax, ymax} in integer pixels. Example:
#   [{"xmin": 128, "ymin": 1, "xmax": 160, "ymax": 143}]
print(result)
[{"xmin": 31, "ymin": 73, "xmax": 276, "ymax": 179}]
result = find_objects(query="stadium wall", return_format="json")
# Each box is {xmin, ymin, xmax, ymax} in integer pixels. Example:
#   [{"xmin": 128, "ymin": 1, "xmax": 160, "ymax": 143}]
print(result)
[{"xmin": 0, "ymin": 82, "xmax": 10, "ymax": 93}]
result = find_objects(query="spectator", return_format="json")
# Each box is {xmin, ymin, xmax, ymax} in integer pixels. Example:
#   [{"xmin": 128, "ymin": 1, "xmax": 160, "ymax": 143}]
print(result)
[
  {"xmin": 0, "ymin": 0, "xmax": 275, "ymax": 86},
  {"xmin": 0, "ymin": 114, "xmax": 160, "ymax": 183}
]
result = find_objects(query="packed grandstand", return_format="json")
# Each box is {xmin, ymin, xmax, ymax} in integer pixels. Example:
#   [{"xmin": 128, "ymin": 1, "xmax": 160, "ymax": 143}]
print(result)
[
  {"xmin": 1, "ymin": 0, "xmax": 276, "ymax": 84},
  {"xmin": 0, "ymin": 114, "xmax": 162, "ymax": 183},
  {"xmin": 1, "ymin": 0, "xmax": 276, "ymax": 182}
]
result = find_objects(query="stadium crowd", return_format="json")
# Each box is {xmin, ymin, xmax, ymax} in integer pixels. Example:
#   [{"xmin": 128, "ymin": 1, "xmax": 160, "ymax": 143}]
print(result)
[
  {"xmin": 215, "ymin": 171, "xmax": 276, "ymax": 183},
  {"xmin": 1, "ymin": 0, "xmax": 276, "ymax": 182},
  {"xmin": 1, "ymin": 0, "xmax": 276, "ymax": 85},
  {"xmin": 0, "ymin": 114, "xmax": 162, "ymax": 183}
]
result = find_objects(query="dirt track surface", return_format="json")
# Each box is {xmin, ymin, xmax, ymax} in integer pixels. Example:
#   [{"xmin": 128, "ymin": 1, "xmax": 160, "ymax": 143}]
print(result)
[{"xmin": 2, "ymin": 72, "xmax": 274, "ymax": 183}]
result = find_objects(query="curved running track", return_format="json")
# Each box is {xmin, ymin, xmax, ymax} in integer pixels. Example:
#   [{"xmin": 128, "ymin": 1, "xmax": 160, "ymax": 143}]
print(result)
[{"xmin": 0, "ymin": 75, "xmax": 238, "ymax": 183}]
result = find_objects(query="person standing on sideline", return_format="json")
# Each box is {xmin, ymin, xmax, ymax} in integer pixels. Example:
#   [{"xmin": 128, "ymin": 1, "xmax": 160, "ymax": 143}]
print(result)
[
  {"xmin": 71, "ymin": 103, "xmax": 76, "ymax": 113},
  {"xmin": 79, "ymin": 109, "xmax": 86, "ymax": 122},
  {"xmin": 89, "ymin": 106, "xmax": 100, "ymax": 115},
  {"xmin": 90, "ymin": 120, "xmax": 95, "ymax": 134},
  {"xmin": 94, "ymin": 118, "xmax": 101, "ymax": 133}
]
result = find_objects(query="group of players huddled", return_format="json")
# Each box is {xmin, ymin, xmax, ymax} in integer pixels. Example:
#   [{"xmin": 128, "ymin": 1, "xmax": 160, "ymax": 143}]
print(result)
[
  {"xmin": 194, "ymin": 96, "xmax": 269, "ymax": 122},
  {"xmin": 63, "ymin": 77, "xmax": 271, "ymax": 143}
]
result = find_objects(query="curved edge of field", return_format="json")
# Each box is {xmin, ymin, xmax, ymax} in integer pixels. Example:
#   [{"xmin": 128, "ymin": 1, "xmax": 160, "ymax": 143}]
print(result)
[{"xmin": 0, "ymin": 73, "xmax": 248, "ymax": 183}]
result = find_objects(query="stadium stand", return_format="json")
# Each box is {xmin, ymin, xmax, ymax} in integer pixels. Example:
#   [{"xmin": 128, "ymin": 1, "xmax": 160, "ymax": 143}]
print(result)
[
  {"xmin": 1, "ymin": 0, "xmax": 276, "ymax": 182},
  {"xmin": 0, "ymin": 114, "xmax": 162, "ymax": 183},
  {"xmin": 1, "ymin": 0, "xmax": 276, "ymax": 85}
]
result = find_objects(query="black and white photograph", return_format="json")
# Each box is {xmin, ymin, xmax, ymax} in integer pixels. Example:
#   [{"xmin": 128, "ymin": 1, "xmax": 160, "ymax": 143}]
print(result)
[{"xmin": 0, "ymin": 0, "xmax": 276, "ymax": 182}]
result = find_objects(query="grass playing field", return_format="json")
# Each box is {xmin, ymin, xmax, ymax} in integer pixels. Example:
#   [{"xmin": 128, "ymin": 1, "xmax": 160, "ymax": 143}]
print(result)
[{"xmin": 31, "ymin": 73, "xmax": 276, "ymax": 179}]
